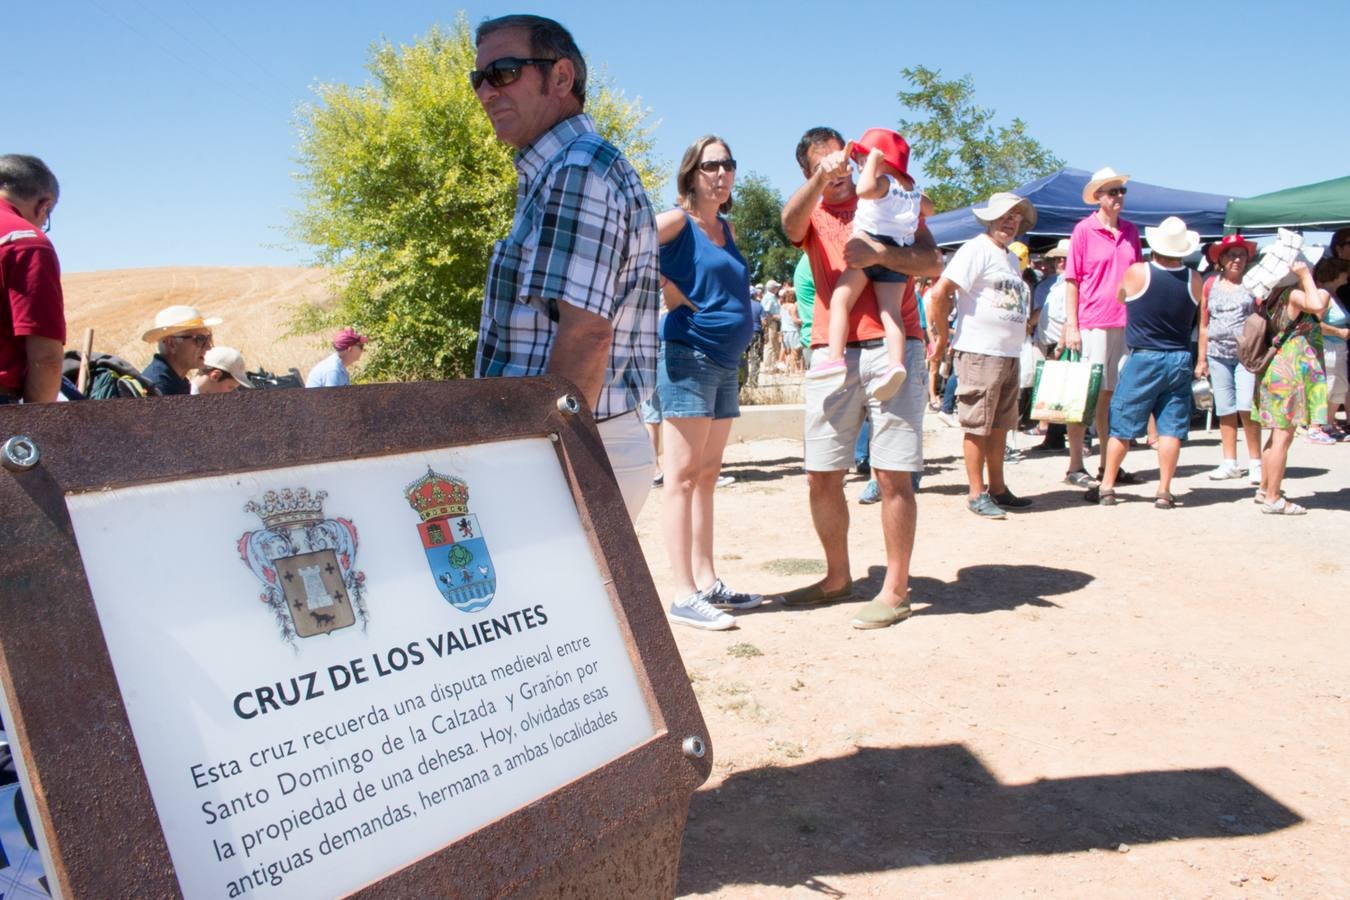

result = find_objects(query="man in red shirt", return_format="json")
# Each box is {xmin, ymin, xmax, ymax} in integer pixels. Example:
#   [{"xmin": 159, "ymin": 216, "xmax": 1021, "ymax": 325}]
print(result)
[
  {"xmin": 0, "ymin": 155, "xmax": 64, "ymax": 404},
  {"xmin": 779, "ymin": 127, "xmax": 942, "ymax": 629}
]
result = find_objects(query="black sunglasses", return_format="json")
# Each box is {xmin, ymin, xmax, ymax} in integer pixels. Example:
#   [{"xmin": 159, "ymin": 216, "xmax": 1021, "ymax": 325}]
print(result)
[
  {"xmin": 698, "ymin": 159, "xmax": 737, "ymax": 174},
  {"xmin": 469, "ymin": 56, "xmax": 556, "ymax": 90},
  {"xmin": 1103, "ymin": 186, "xmax": 1127, "ymax": 198},
  {"xmin": 173, "ymin": 334, "xmax": 213, "ymax": 348}
]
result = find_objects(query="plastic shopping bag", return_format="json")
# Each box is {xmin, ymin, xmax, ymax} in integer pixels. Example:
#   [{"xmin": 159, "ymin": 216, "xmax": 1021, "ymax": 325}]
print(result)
[{"xmin": 1030, "ymin": 350, "xmax": 1103, "ymax": 424}]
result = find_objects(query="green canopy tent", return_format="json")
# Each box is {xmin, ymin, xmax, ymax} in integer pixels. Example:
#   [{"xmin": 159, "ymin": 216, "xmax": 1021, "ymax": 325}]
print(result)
[{"xmin": 1225, "ymin": 175, "xmax": 1350, "ymax": 232}]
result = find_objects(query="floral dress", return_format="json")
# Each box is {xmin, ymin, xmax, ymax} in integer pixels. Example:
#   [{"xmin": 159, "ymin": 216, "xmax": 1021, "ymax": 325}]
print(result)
[{"xmin": 1254, "ymin": 290, "xmax": 1328, "ymax": 429}]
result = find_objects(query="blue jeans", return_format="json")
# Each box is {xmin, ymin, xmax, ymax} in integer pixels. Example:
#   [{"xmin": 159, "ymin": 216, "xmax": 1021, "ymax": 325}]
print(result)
[{"xmin": 942, "ymin": 371, "xmax": 958, "ymax": 414}]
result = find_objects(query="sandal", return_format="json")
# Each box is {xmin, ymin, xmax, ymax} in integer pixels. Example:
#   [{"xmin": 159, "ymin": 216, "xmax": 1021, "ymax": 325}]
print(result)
[
  {"xmin": 1104, "ymin": 467, "xmax": 1141, "ymax": 485},
  {"xmin": 1154, "ymin": 492, "xmax": 1177, "ymax": 510},
  {"xmin": 1262, "ymin": 497, "xmax": 1307, "ymax": 516},
  {"xmin": 1084, "ymin": 486, "xmax": 1116, "ymax": 506}
]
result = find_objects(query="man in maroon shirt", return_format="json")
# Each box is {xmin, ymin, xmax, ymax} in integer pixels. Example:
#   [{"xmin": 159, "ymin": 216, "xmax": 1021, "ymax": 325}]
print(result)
[{"xmin": 0, "ymin": 155, "xmax": 64, "ymax": 404}]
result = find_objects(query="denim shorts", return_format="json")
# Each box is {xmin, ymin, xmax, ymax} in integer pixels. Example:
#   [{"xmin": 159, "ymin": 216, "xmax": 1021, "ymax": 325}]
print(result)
[
  {"xmin": 656, "ymin": 341, "xmax": 740, "ymax": 419},
  {"xmin": 861, "ymin": 232, "xmax": 910, "ymax": 283},
  {"xmin": 639, "ymin": 390, "xmax": 662, "ymax": 425},
  {"xmin": 1206, "ymin": 355, "xmax": 1254, "ymax": 417},
  {"xmin": 1109, "ymin": 349, "xmax": 1192, "ymax": 440}
]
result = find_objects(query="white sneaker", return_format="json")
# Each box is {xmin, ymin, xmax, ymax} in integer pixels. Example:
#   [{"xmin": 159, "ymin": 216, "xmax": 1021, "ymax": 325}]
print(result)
[
  {"xmin": 715, "ymin": 474, "xmax": 735, "ymax": 488},
  {"xmin": 1207, "ymin": 461, "xmax": 1244, "ymax": 480},
  {"xmin": 936, "ymin": 411, "xmax": 958, "ymax": 428},
  {"xmin": 669, "ymin": 592, "xmax": 736, "ymax": 631},
  {"xmin": 1248, "ymin": 463, "xmax": 1262, "ymax": 485}
]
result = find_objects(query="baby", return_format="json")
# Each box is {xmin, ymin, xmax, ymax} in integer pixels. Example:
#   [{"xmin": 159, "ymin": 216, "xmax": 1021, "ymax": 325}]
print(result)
[{"xmin": 809, "ymin": 129, "xmax": 931, "ymax": 401}]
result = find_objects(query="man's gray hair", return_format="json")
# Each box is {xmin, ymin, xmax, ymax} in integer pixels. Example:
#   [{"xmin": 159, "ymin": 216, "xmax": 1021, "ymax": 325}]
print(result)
[
  {"xmin": 475, "ymin": 15, "xmax": 586, "ymax": 107},
  {"xmin": 0, "ymin": 155, "xmax": 59, "ymax": 201}
]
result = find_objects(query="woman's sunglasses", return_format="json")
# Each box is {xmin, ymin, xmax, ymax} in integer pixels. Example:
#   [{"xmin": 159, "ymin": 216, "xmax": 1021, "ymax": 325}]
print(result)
[
  {"xmin": 697, "ymin": 159, "xmax": 737, "ymax": 174},
  {"xmin": 469, "ymin": 57, "xmax": 556, "ymax": 90}
]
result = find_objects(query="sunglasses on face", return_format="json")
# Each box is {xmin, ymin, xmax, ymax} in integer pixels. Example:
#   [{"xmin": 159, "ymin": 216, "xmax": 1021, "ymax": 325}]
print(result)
[
  {"xmin": 174, "ymin": 334, "xmax": 212, "ymax": 348},
  {"xmin": 469, "ymin": 56, "xmax": 556, "ymax": 90},
  {"xmin": 697, "ymin": 159, "xmax": 737, "ymax": 174},
  {"xmin": 1102, "ymin": 187, "xmax": 1127, "ymax": 198}
]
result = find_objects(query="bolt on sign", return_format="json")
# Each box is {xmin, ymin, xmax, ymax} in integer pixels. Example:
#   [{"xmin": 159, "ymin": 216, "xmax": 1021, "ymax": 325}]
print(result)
[{"xmin": 0, "ymin": 378, "xmax": 711, "ymax": 898}]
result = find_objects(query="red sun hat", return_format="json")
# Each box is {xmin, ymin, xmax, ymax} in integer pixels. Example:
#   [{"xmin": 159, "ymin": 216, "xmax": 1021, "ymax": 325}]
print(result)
[
  {"xmin": 849, "ymin": 129, "xmax": 912, "ymax": 184},
  {"xmin": 1206, "ymin": 233, "xmax": 1257, "ymax": 265}
]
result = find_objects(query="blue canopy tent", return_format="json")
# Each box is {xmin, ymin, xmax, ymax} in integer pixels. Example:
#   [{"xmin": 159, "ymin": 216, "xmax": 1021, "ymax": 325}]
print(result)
[{"xmin": 926, "ymin": 168, "xmax": 1233, "ymax": 251}]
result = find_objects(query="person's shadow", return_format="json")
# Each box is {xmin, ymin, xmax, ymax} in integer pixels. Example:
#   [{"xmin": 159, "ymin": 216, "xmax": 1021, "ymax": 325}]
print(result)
[
  {"xmin": 678, "ymin": 744, "xmax": 1301, "ymax": 895},
  {"xmin": 857, "ymin": 563, "xmax": 1093, "ymax": 615}
]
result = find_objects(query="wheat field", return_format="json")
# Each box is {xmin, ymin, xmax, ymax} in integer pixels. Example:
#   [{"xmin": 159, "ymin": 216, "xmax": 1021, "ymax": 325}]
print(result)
[{"xmin": 61, "ymin": 266, "xmax": 339, "ymax": 378}]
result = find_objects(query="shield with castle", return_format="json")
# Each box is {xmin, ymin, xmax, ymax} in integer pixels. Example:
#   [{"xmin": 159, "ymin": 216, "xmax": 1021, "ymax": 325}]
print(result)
[
  {"xmin": 238, "ymin": 488, "xmax": 369, "ymax": 646},
  {"xmin": 405, "ymin": 468, "xmax": 497, "ymax": 613}
]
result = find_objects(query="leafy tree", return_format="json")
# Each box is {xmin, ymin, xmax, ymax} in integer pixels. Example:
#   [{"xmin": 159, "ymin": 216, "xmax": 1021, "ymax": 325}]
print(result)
[
  {"xmin": 292, "ymin": 16, "xmax": 666, "ymax": 382},
  {"xmin": 896, "ymin": 65, "xmax": 1064, "ymax": 213},
  {"xmin": 728, "ymin": 173, "xmax": 796, "ymax": 285}
]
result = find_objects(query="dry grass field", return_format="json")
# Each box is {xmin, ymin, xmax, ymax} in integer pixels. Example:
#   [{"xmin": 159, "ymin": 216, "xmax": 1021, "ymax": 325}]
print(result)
[{"xmin": 61, "ymin": 266, "xmax": 339, "ymax": 378}]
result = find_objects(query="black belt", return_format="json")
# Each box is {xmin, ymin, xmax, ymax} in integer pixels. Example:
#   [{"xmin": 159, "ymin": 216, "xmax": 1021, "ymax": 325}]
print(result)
[{"xmin": 846, "ymin": 338, "xmax": 885, "ymax": 349}]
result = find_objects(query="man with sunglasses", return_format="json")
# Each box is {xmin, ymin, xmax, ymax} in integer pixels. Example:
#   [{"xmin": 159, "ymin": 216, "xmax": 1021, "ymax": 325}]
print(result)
[
  {"xmin": 1062, "ymin": 166, "xmax": 1143, "ymax": 488},
  {"xmin": 140, "ymin": 305, "xmax": 221, "ymax": 396},
  {"xmin": 0, "ymin": 154, "xmax": 65, "ymax": 405},
  {"xmin": 472, "ymin": 15, "xmax": 660, "ymax": 521}
]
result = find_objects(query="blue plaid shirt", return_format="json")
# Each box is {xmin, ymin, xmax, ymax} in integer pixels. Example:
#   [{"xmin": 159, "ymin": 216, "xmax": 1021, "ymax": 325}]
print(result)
[{"xmin": 476, "ymin": 114, "xmax": 659, "ymax": 419}]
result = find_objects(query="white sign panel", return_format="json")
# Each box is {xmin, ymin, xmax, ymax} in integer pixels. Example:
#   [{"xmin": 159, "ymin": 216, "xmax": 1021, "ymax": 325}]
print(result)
[{"xmin": 64, "ymin": 438, "xmax": 657, "ymax": 899}]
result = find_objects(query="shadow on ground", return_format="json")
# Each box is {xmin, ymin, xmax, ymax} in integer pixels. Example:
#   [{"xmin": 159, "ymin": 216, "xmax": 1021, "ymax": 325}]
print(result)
[
  {"xmin": 852, "ymin": 564, "xmax": 1090, "ymax": 615},
  {"xmin": 677, "ymin": 744, "xmax": 1302, "ymax": 895}
]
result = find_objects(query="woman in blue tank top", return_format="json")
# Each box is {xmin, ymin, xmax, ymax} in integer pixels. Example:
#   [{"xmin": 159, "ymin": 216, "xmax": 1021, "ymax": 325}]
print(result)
[{"xmin": 654, "ymin": 135, "xmax": 761, "ymax": 631}]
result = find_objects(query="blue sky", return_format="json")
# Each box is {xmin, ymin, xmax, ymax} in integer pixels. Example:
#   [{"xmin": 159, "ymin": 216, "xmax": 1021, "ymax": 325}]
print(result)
[{"xmin": 14, "ymin": 1, "xmax": 1348, "ymax": 273}]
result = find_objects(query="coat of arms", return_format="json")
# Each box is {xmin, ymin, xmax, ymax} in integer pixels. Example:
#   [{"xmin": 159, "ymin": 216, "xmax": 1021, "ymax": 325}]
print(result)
[
  {"xmin": 238, "ymin": 488, "xmax": 368, "ymax": 646},
  {"xmin": 405, "ymin": 468, "xmax": 496, "ymax": 613}
]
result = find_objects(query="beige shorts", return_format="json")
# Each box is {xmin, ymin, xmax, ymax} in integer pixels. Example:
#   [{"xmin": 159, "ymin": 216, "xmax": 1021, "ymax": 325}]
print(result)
[
  {"xmin": 954, "ymin": 351, "xmax": 1020, "ymax": 436},
  {"xmin": 597, "ymin": 409, "xmax": 656, "ymax": 522},
  {"xmin": 804, "ymin": 339, "xmax": 925, "ymax": 472},
  {"xmin": 1081, "ymin": 327, "xmax": 1128, "ymax": 392}
]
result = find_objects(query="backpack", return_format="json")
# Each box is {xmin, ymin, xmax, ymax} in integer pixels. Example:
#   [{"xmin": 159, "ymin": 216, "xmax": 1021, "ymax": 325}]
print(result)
[
  {"xmin": 62, "ymin": 351, "xmax": 159, "ymax": 399},
  {"xmin": 1237, "ymin": 290, "xmax": 1299, "ymax": 376}
]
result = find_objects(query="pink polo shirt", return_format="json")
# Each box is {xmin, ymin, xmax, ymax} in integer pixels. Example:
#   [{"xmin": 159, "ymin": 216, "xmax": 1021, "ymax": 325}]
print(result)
[{"xmin": 1065, "ymin": 212, "xmax": 1142, "ymax": 329}]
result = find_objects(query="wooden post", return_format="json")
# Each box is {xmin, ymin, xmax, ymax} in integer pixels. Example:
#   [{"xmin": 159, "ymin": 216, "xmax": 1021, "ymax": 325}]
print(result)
[{"xmin": 76, "ymin": 327, "xmax": 95, "ymax": 395}]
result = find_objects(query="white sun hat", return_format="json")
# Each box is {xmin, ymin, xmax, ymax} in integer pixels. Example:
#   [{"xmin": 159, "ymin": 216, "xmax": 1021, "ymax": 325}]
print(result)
[
  {"xmin": 972, "ymin": 192, "xmax": 1037, "ymax": 231},
  {"xmin": 1144, "ymin": 217, "xmax": 1201, "ymax": 259},
  {"xmin": 1082, "ymin": 167, "xmax": 1130, "ymax": 204},
  {"xmin": 141, "ymin": 305, "xmax": 222, "ymax": 343}
]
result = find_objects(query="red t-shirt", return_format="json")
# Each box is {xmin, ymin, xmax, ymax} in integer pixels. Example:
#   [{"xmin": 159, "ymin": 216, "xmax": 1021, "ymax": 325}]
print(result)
[
  {"xmin": 1, "ymin": 201, "xmax": 66, "ymax": 393},
  {"xmin": 797, "ymin": 195, "xmax": 923, "ymax": 347}
]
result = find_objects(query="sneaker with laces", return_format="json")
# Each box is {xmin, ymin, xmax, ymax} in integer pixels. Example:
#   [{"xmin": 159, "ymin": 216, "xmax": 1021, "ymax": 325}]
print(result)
[
  {"xmin": 967, "ymin": 492, "xmax": 1007, "ymax": 519},
  {"xmin": 1207, "ymin": 461, "xmax": 1245, "ymax": 480},
  {"xmin": 669, "ymin": 592, "xmax": 736, "ymax": 630},
  {"xmin": 703, "ymin": 578, "xmax": 763, "ymax": 610},
  {"xmin": 858, "ymin": 479, "xmax": 882, "ymax": 505},
  {"xmin": 1063, "ymin": 469, "xmax": 1099, "ymax": 488},
  {"xmin": 1307, "ymin": 429, "xmax": 1336, "ymax": 445}
]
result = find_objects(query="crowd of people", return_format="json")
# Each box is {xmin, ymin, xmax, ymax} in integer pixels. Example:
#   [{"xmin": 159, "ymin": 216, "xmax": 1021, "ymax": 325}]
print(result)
[{"xmin": 4, "ymin": 14, "xmax": 1345, "ymax": 640}]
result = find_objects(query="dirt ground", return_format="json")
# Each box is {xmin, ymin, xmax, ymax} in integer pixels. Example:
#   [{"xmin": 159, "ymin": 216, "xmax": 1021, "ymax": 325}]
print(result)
[{"xmin": 638, "ymin": 422, "xmax": 1350, "ymax": 898}]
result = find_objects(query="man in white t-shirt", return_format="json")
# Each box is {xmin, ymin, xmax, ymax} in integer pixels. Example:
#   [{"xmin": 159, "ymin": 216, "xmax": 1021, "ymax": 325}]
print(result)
[{"xmin": 926, "ymin": 192, "xmax": 1036, "ymax": 519}]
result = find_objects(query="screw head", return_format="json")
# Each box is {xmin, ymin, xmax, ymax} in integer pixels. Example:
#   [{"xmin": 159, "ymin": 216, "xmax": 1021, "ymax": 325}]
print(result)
[
  {"xmin": 682, "ymin": 736, "xmax": 706, "ymax": 759},
  {"xmin": 556, "ymin": 394, "xmax": 581, "ymax": 415},
  {"xmin": 1, "ymin": 436, "xmax": 39, "ymax": 471}
]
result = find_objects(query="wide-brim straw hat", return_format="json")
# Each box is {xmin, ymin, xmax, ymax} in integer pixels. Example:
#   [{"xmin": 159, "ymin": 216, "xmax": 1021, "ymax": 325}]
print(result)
[
  {"xmin": 972, "ymin": 192, "xmax": 1037, "ymax": 232},
  {"xmin": 1045, "ymin": 238, "xmax": 1072, "ymax": 259},
  {"xmin": 141, "ymin": 305, "xmax": 222, "ymax": 343},
  {"xmin": 1082, "ymin": 167, "xmax": 1130, "ymax": 204},
  {"xmin": 1145, "ymin": 216, "xmax": 1201, "ymax": 258}
]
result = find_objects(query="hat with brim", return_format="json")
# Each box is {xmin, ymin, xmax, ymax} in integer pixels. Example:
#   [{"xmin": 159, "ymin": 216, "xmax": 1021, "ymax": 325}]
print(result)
[
  {"xmin": 1144, "ymin": 216, "xmax": 1201, "ymax": 259},
  {"xmin": 142, "ymin": 305, "xmax": 222, "ymax": 343},
  {"xmin": 1045, "ymin": 238, "xmax": 1072, "ymax": 259},
  {"xmin": 1205, "ymin": 232, "xmax": 1258, "ymax": 265},
  {"xmin": 202, "ymin": 346, "xmax": 253, "ymax": 388},
  {"xmin": 849, "ymin": 129, "xmax": 912, "ymax": 184},
  {"xmin": 1082, "ymin": 167, "xmax": 1130, "ymax": 205},
  {"xmin": 972, "ymin": 192, "xmax": 1037, "ymax": 232}
]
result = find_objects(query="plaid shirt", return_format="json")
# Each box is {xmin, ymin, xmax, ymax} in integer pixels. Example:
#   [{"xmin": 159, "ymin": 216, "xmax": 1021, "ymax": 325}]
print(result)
[{"xmin": 477, "ymin": 114, "xmax": 659, "ymax": 419}]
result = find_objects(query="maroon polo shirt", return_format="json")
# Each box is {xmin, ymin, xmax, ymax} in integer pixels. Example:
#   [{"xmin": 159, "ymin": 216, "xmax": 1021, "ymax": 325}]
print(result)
[{"xmin": 0, "ymin": 200, "xmax": 66, "ymax": 393}]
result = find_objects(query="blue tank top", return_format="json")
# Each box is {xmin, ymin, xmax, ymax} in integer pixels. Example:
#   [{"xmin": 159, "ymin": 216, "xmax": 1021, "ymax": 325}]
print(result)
[
  {"xmin": 1124, "ymin": 262, "xmax": 1196, "ymax": 352},
  {"xmin": 659, "ymin": 213, "xmax": 753, "ymax": 369}
]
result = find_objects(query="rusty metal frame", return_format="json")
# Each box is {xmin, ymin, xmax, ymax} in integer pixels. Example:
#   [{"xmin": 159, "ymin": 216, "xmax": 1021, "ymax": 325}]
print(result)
[{"xmin": 0, "ymin": 377, "xmax": 711, "ymax": 898}]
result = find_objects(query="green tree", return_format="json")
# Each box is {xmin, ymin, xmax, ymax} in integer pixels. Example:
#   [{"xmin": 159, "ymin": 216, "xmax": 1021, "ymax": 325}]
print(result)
[
  {"xmin": 896, "ymin": 65, "xmax": 1064, "ymax": 213},
  {"xmin": 292, "ymin": 16, "xmax": 666, "ymax": 382},
  {"xmin": 728, "ymin": 173, "xmax": 796, "ymax": 285}
]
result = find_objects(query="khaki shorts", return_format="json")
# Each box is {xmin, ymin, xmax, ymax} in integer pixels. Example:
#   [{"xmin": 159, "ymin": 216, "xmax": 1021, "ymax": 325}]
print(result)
[
  {"xmin": 954, "ymin": 351, "xmax": 1020, "ymax": 436},
  {"xmin": 804, "ymin": 339, "xmax": 925, "ymax": 472},
  {"xmin": 1081, "ymin": 326, "xmax": 1128, "ymax": 392}
]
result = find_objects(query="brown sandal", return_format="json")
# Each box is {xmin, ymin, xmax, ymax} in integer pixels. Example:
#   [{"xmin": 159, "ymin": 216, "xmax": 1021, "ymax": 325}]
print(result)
[{"xmin": 1154, "ymin": 492, "xmax": 1177, "ymax": 510}]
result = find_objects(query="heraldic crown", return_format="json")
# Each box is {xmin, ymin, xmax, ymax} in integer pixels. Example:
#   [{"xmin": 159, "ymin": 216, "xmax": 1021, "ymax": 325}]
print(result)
[
  {"xmin": 245, "ymin": 488, "xmax": 328, "ymax": 530},
  {"xmin": 405, "ymin": 468, "xmax": 469, "ymax": 521}
]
